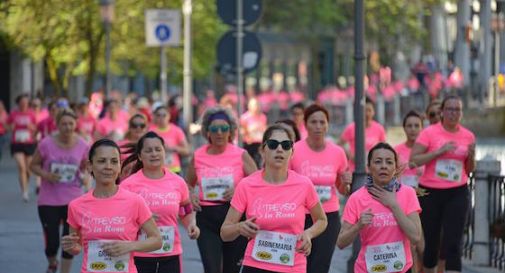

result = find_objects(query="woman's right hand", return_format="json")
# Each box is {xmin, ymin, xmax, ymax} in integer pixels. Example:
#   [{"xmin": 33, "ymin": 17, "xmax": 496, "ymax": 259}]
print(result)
[
  {"xmin": 191, "ymin": 194, "xmax": 201, "ymax": 212},
  {"xmin": 238, "ymin": 217, "xmax": 258, "ymax": 239},
  {"xmin": 44, "ymin": 172, "xmax": 61, "ymax": 183},
  {"xmin": 358, "ymin": 208, "xmax": 374, "ymax": 229},
  {"xmin": 437, "ymin": 141, "xmax": 457, "ymax": 156},
  {"xmin": 61, "ymin": 233, "xmax": 80, "ymax": 253}
]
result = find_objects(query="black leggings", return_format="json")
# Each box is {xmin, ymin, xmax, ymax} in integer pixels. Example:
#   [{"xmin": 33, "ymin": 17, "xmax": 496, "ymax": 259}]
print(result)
[
  {"xmin": 134, "ymin": 256, "xmax": 180, "ymax": 273},
  {"xmin": 38, "ymin": 205, "xmax": 73, "ymax": 259},
  {"xmin": 419, "ymin": 185, "xmax": 469, "ymax": 271},
  {"xmin": 240, "ymin": 266, "xmax": 278, "ymax": 273},
  {"xmin": 196, "ymin": 204, "xmax": 248, "ymax": 273},
  {"xmin": 304, "ymin": 211, "xmax": 340, "ymax": 273}
]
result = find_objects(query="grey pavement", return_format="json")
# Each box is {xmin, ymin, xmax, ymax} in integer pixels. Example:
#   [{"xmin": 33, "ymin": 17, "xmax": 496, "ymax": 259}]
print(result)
[{"xmin": 0, "ymin": 150, "xmax": 493, "ymax": 273}]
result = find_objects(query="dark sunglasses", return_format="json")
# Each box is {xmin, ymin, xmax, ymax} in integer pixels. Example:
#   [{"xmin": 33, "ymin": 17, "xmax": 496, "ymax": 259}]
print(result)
[
  {"xmin": 208, "ymin": 124, "xmax": 230, "ymax": 133},
  {"xmin": 264, "ymin": 139, "xmax": 293, "ymax": 151},
  {"xmin": 428, "ymin": 112, "xmax": 439, "ymax": 118},
  {"xmin": 130, "ymin": 123, "xmax": 146, "ymax": 129}
]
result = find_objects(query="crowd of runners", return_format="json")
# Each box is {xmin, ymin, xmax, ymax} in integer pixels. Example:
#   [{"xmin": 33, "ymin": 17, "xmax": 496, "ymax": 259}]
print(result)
[{"xmin": 0, "ymin": 92, "xmax": 475, "ymax": 273}]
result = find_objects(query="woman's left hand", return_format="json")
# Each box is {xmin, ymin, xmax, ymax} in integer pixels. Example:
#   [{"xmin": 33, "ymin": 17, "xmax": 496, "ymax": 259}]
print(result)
[
  {"xmin": 223, "ymin": 187, "xmax": 234, "ymax": 201},
  {"xmin": 101, "ymin": 241, "xmax": 133, "ymax": 257},
  {"xmin": 368, "ymin": 184, "xmax": 399, "ymax": 209},
  {"xmin": 296, "ymin": 230, "xmax": 312, "ymax": 256},
  {"xmin": 187, "ymin": 223, "xmax": 200, "ymax": 240}
]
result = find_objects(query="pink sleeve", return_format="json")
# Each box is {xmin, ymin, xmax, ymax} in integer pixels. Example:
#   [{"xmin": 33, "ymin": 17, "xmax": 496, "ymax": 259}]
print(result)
[
  {"xmin": 338, "ymin": 148, "xmax": 348, "ymax": 173},
  {"xmin": 404, "ymin": 188, "xmax": 422, "ymax": 215},
  {"xmin": 177, "ymin": 127, "xmax": 186, "ymax": 145},
  {"xmin": 67, "ymin": 203, "xmax": 80, "ymax": 230},
  {"xmin": 230, "ymin": 181, "xmax": 247, "ymax": 213},
  {"xmin": 342, "ymin": 195, "xmax": 359, "ymax": 225},
  {"xmin": 341, "ymin": 124, "xmax": 352, "ymax": 142},
  {"xmin": 179, "ymin": 179, "xmax": 190, "ymax": 203},
  {"xmin": 136, "ymin": 196, "xmax": 153, "ymax": 226},
  {"xmin": 380, "ymin": 126, "xmax": 386, "ymax": 142},
  {"xmin": 304, "ymin": 182, "xmax": 319, "ymax": 210},
  {"xmin": 415, "ymin": 127, "xmax": 430, "ymax": 147},
  {"xmin": 6, "ymin": 113, "xmax": 13, "ymax": 124}
]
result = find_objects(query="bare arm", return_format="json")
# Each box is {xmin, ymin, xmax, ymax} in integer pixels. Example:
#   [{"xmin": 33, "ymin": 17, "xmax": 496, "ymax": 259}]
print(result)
[
  {"xmin": 172, "ymin": 138, "xmax": 191, "ymax": 157},
  {"xmin": 304, "ymin": 202, "xmax": 327, "ymax": 240},
  {"xmin": 242, "ymin": 152, "xmax": 258, "ymax": 176},
  {"xmin": 466, "ymin": 143, "xmax": 476, "ymax": 174},
  {"xmin": 337, "ymin": 208, "xmax": 374, "ymax": 249},
  {"xmin": 185, "ymin": 157, "xmax": 197, "ymax": 188},
  {"xmin": 410, "ymin": 142, "xmax": 456, "ymax": 167},
  {"xmin": 61, "ymin": 227, "xmax": 83, "ymax": 255},
  {"xmin": 221, "ymin": 207, "xmax": 258, "ymax": 242},
  {"xmin": 30, "ymin": 148, "xmax": 60, "ymax": 182},
  {"xmin": 180, "ymin": 199, "xmax": 200, "ymax": 239}
]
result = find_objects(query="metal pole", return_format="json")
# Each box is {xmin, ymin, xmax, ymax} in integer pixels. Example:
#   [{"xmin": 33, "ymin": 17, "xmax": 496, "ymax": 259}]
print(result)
[
  {"xmin": 160, "ymin": 46, "xmax": 168, "ymax": 103},
  {"xmin": 105, "ymin": 21, "xmax": 112, "ymax": 98},
  {"xmin": 236, "ymin": 0, "xmax": 244, "ymax": 146},
  {"xmin": 495, "ymin": 29, "xmax": 500, "ymax": 106},
  {"xmin": 348, "ymin": 0, "xmax": 366, "ymax": 271},
  {"xmin": 480, "ymin": 0, "xmax": 492, "ymax": 104},
  {"xmin": 183, "ymin": 0, "xmax": 193, "ymax": 136}
]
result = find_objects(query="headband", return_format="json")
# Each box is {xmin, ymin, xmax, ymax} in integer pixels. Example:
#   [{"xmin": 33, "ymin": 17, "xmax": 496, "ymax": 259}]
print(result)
[{"xmin": 208, "ymin": 111, "xmax": 230, "ymax": 123}]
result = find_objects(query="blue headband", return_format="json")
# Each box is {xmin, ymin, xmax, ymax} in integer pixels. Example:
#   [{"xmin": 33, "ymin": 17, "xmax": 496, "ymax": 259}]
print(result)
[{"xmin": 208, "ymin": 112, "xmax": 230, "ymax": 123}]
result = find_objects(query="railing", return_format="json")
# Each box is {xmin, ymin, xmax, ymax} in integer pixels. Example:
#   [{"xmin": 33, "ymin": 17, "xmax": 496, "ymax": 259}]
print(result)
[{"xmin": 463, "ymin": 174, "xmax": 476, "ymax": 259}]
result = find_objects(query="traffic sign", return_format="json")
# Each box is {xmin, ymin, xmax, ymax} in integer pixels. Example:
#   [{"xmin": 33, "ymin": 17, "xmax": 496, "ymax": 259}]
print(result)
[
  {"xmin": 217, "ymin": 0, "xmax": 262, "ymax": 27},
  {"xmin": 145, "ymin": 9, "xmax": 181, "ymax": 47},
  {"xmin": 217, "ymin": 30, "xmax": 262, "ymax": 75}
]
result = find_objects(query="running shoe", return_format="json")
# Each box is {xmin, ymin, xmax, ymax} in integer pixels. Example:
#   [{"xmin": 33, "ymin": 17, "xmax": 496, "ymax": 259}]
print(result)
[{"xmin": 46, "ymin": 263, "xmax": 57, "ymax": 273}]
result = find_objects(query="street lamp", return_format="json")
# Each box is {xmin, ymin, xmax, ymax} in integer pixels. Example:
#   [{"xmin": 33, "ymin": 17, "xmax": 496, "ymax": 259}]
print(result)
[{"xmin": 99, "ymin": 0, "xmax": 114, "ymax": 98}]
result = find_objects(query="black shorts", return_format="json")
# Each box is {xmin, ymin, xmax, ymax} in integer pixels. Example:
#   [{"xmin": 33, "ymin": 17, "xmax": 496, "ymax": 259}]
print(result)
[{"xmin": 10, "ymin": 143, "xmax": 37, "ymax": 156}]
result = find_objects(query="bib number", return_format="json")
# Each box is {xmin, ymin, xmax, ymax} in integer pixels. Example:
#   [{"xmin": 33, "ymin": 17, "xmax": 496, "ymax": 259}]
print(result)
[
  {"xmin": 201, "ymin": 175, "xmax": 233, "ymax": 201},
  {"xmin": 400, "ymin": 175, "xmax": 419, "ymax": 188},
  {"xmin": 315, "ymin": 185, "xmax": 332, "ymax": 203},
  {"xmin": 87, "ymin": 240, "xmax": 129, "ymax": 272},
  {"xmin": 14, "ymin": 129, "xmax": 30, "ymax": 142},
  {"xmin": 139, "ymin": 226, "xmax": 175, "ymax": 254},
  {"xmin": 435, "ymin": 159, "xmax": 463, "ymax": 182},
  {"xmin": 252, "ymin": 231, "xmax": 297, "ymax": 266},
  {"xmin": 50, "ymin": 163, "xmax": 79, "ymax": 183},
  {"xmin": 365, "ymin": 241, "xmax": 406, "ymax": 273}
]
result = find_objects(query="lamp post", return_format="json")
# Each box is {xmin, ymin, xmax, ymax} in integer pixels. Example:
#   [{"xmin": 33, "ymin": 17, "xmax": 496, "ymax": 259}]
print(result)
[
  {"xmin": 182, "ymin": 0, "xmax": 193, "ymax": 136},
  {"xmin": 99, "ymin": 0, "xmax": 114, "ymax": 98}
]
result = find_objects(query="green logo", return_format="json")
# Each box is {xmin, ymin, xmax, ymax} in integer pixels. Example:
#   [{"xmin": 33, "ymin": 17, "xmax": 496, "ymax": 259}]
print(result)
[
  {"xmin": 393, "ymin": 260, "xmax": 404, "ymax": 270},
  {"xmin": 114, "ymin": 261, "xmax": 125, "ymax": 271},
  {"xmin": 279, "ymin": 253, "xmax": 290, "ymax": 264}
]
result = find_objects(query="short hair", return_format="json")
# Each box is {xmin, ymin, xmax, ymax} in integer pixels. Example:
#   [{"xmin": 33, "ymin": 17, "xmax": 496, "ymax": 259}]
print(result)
[
  {"xmin": 55, "ymin": 108, "xmax": 77, "ymax": 124},
  {"xmin": 367, "ymin": 142, "xmax": 398, "ymax": 167},
  {"xmin": 440, "ymin": 95, "xmax": 462, "ymax": 110},
  {"xmin": 425, "ymin": 99, "xmax": 441, "ymax": 114},
  {"xmin": 200, "ymin": 106, "xmax": 238, "ymax": 143},
  {"xmin": 262, "ymin": 124, "xmax": 295, "ymax": 144},
  {"xmin": 402, "ymin": 110, "xmax": 423, "ymax": 128},
  {"xmin": 304, "ymin": 103, "xmax": 330, "ymax": 124},
  {"xmin": 290, "ymin": 102, "xmax": 305, "ymax": 112}
]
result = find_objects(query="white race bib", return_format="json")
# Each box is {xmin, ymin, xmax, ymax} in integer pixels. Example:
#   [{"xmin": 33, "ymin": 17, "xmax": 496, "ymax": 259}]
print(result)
[
  {"xmin": 315, "ymin": 185, "xmax": 332, "ymax": 203},
  {"xmin": 87, "ymin": 240, "xmax": 129, "ymax": 272},
  {"xmin": 14, "ymin": 129, "xmax": 30, "ymax": 142},
  {"xmin": 252, "ymin": 230, "xmax": 297, "ymax": 266},
  {"xmin": 400, "ymin": 175, "xmax": 419, "ymax": 188},
  {"xmin": 365, "ymin": 241, "xmax": 406, "ymax": 273},
  {"xmin": 435, "ymin": 159, "xmax": 463, "ymax": 182},
  {"xmin": 201, "ymin": 175, "xmax": 234, "ymax": 201},
  {"xmin": 139, "ymin": 226, "xmax": 175, "ymax": 254},
  {"xmin": 50, "ymin": 163, "xmax": 79, "ymax": 183}
]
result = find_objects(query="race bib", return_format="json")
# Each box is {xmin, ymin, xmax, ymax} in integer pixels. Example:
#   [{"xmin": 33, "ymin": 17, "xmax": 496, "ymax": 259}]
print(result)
[
  {"xmin": 14, "ymin": 129, "xmax": 30, "ymax": 142},
  {"xmin": 252, "ymin": 230, "xmax": 297, "ymax": 266},
  {"xmin": 365, "ymin": 241, "xmax": 406, "ymax": 273},
  {"xmin": 315, "ymin": 185, "xmax": 332, "ymax": 203},
  {"xmin": 435, "ymin": 159, "xmax": 463, "ymax": 182},
  {"xmin": 50, "ymin": 163, "xmax": 79, "ymax": 183},
  {"xmin": 87, "ymin": 240, "xmax": 129, "ymax": 272},
  {"xmin": 139, "ymin": 226, "xmax": 175, "ymax": 254},
  {"xmin": 201, "ymin": 175, "xmax": 233, "ymax": 201},
  {"xmin": 400, "ymin": 175, "xmax": 419, "ymax": 188}
]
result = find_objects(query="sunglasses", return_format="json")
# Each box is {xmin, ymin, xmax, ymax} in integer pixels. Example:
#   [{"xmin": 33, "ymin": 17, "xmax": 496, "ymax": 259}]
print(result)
[
  {"xmin": 130, "ymin": 123, "xmax": 146, "ymax": 129},
  {"xmin": 208, "ymin": 124, "xmax": 230, "ymax": 133},
  {"xmin": 264, "ymin": 139, "xmax": 293, "ymax": 151},
  {"xmin": 428, "ymin": 112, "xmax": 439, "ymax": 118},
  {"xmin": 155, "ymin": 113, "xmax": 167, "ymax": 117}
]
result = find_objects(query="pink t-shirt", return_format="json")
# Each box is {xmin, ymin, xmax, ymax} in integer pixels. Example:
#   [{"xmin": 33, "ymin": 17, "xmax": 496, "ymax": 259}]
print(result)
[
  {"xmin": 395, "ymin": 143, "xmax": 425, "ymax": 188},
  {"xmin": 290, "ymin": 140, "xmax": 348, "ymax": 213},
  {"xmin": 240, "ymin": 111, "xmax": 267, "ymax": 144},
  {"xmin": 231, "ymin": 170, "xmax": 319, "ymax": 273},
  {"xmin": 342, "ymin": 186, "xmax": 421, "ymax": 273},
  {"xmin": 298, "ymin": 123, "xmax": 308, "ymax": 140},
  {"xmin": 67, "ymin": 188, "xmax": 152, "ymax": 273},
  {"xmin": 96, "ymin": 116, "xmax": 129, "ymax": 141},
  {"xmin": 415, "ymin": 123, "xmax": 475, "ymax": 189},
  {"xmin": 121, "ymin": 169, "xmax": 189, "ymax": 257},
  {"xmin": 7, "ymin": 110, "xmax": 37, "ymax": 144},
  {"xmin": 37, "ymin": 136, "xmax": 89, "ymax": 206},
  {"xmin": 151, "ymin": 124, "xmax": 187, "ymax": 173},
  {"xmin": 194, "ymin": 143, "xmax": 246, "ymax": 206},
  {"xmin": 341, "ymin": 121, "xmax": 386, "ymax": 170},
  {"xmin": 0, "ymin": 111, "xmax": 7, "ymax": 135},
  {"xmin": 37, "ymin": 116, "xmax": 57, "ymax": 139},
  {"xmin": 77, "ymin": 115, "xmax": 97, "ymax": 144}
]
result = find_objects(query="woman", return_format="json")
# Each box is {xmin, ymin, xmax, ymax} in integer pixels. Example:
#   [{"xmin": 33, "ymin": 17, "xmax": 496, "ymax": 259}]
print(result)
[
  {"xmin": 410, "ymin": 95, "xmax": 475, "ymax": 273},
  {"xmin": 425, "ymin": 100, "xmax": 441, "ymax": 126},
  {"xmin": 76, "ymin": 100, "xmax": 97, "ymax": 144},
  {"xmin": 337, "ymin": 142, "xmax": 422, "ymax": 273},
  {"xmin": 30, "ymin": 108, "xmax": 90, "ymax": 273},
  {"xmin": 120, "ymin": 132, "xmax": 200, "ymax": 273},
  {"xmin": 275, "ymin": 119, "xmax": 301, "ymax": 142},
  {"xmin": 94, "ymin": 99, "xmax": 129, "ymax": 142},
  {"xmin": 7, "ymin": 94, "xmax": 38, "ymax": 201},
  {"xmin": 61, "ymin": 139, "xmax": 162, "ymax": 273},
  {"xmin": 395, "ymin": 111, "xmax": 425, "ymax": 188},
  {"xmin": 0, "ymin": 100, "xmax": 8, "ymax": 162},
  {"xmin": 221, "ymin": 124, "xmax": 327, "ymax": 273},
  {"xmin": 118, "ymin": 114, "xmax": 148, "ymax": 179},
  {"xmin": 289, "ymin": 104, "xmax": 351, "ymax": 273},
  {"xmin": 186, "ymin": 106, "xmax": 257, "ymax": 273},
  {"xmin": 151, "ymin": 105, "xmax": 190, "ymax": 174}
]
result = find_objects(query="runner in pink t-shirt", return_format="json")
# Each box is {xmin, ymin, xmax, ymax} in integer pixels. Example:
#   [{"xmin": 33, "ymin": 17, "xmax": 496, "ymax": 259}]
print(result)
[
  {"xmin": 29, "ymin": 109, "xmax": 89, "ymax": 273},
  {"xmin": 240, "ymin": 98, "xmax": 268, "ymax": 167},
  {"xmin": 186, "ymin": 107, "xmax": 257, "ymax": 273},
  {"xmin": 339, "ymin": 98, "xmax": 386, "ymax": 171},
  {"xmin": 289, "ymin": 104, "xmax": 350, "ymax": 273},
  {"xmin": 337, "ymin": 143, "xmax": 422, "ymax": 273},
  {"xmin": 290, "ymin": 102, "xmax": 308, "ymax": 140},
  {"xmin": 221, "ymin": 124, "xmax": 327, "ymax": 273},
  {"xmin": 77, "ymin": 102, "xmax": 98, "ymax": 144},
  {"xmin": 62, "ymin": 139, "xmax": 161, "ymax": 273},
  {"xmin": 118, "ymin": 114, "xmax": 148, "ymax": 180},
  {"xmin": 94, "ymin": 100, "xmax": 129, "ymax": 142},
  {"xmin": 36, "ymin": 101, "xmax": 59, "ymax": 140},
  {"xmin": 151, "ymin": 105, "xmax": 190, "ymax": 174},
  {"xmin": 410, "ymin": 96, "xmax": 476, "ymax": 272},
  {"xmin": 120, "ymin": 132, "xmax": 199, "ymax": 273}
]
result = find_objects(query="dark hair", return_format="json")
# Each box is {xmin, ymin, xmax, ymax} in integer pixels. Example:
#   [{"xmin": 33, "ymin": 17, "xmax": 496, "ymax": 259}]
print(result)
[
  {"xmin": 440, "ymin": 95, "xmax": 461, "ymax": 110},
  {"xmin": 15, "ymin": 94, "xmax": 29, "ymax": 105},
  {"xmin": 367, "ymin": 142, "xmax": 398, "ymax": 167},
  {"xmin": 200, "ymin": 106, "xmax": 237, "ymax": 143},
  {"xmin": 425, "ymin": 99, "xmax": 441, "ymax": 114},
  {"xmin": 262, "ymin": 124, "xmax": 295, "ymax": 145},
  {"xmin": 290, "ymin": 102, "xmax": 305, "ymax": 112},
  {"xmin": 365, "ymin": 96, "xmax": 374, "ymax": 106},
  {"xmin": 275, "ymin": 119, "xmax": 301, "ymax": 142},
  {"xmin": 154, "ymin": 105, "xmax": 168, "ymax": 114},
  {"xmin": 402, "ymin": 110, "xmax": 423, "ymax": 128},
  {"xmin": 303, "ymin": 103, "xmax": 330, "ymax": 124},
  {"xmin": 88, "ymin": 139, "xmax": 122, "ymax": 184},
  {"xmin": 128, "ymin": 113, "xmax": 147, "ymax": 127},
  {"xmin": 121, "ymin": 131, "xmax": 165, "ymax": 177},
  {"xmin": 56, "ymin": 108, "xmax": 77, "ymax": 124}
]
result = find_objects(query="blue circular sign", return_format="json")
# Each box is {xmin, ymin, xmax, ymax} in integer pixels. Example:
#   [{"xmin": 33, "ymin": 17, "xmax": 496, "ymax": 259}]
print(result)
[{"xmin": 155, "ymin": 24, "xmax": 171, "ymax": 42}]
